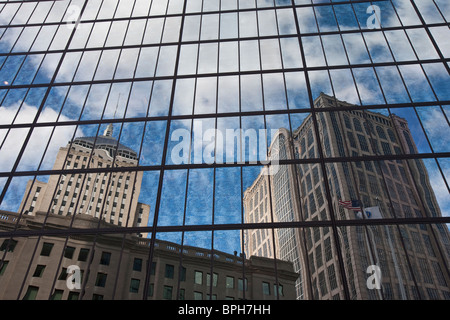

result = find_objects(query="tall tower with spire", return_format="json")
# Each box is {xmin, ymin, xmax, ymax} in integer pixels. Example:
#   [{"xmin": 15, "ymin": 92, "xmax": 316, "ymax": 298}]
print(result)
[{"xmin": 18, "ymin": 124, "xmax": 150, "ymax": 237}]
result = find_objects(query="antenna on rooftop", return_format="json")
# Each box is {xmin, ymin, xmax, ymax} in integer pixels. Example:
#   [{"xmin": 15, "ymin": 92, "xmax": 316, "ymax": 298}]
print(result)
[{"xmin": 103, "ymin": 94, "xmax": 121, "ymax": 137}]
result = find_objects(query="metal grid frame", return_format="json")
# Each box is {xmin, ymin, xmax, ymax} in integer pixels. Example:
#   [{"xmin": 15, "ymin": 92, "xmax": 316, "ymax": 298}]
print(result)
[{"xmin": 0, "ymin": 0, "xmax": 448, "ymax": 300}]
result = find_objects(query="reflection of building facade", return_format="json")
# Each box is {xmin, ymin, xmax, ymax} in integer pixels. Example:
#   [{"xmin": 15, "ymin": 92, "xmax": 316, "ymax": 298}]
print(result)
[
  {"xmin": 0, "ymin": 211, "xmax": 297, "ymax": 300},
  {"xmin": 1, "ymin": 125, "xmax": 297, "ymax": 300},
  {"xmin": 244, "ymin": 93, "xmax": 450, "ymax": 300},
  {"xmin": 18, "ymin": 124, "xmax": 149, "ymax": 236}
]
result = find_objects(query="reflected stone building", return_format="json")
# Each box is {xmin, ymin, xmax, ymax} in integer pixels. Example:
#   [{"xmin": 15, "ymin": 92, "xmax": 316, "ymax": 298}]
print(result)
[
  {"xmin": 18, "ymin": 124, "xmax": 150, "ymax": 236},
  {"xmin": 0, "ymin": 211, "xmax": 297, "ymax": 300},
  {"xmin": 244, "ymin": 93, "xmax": 450, "ymax": 300}
]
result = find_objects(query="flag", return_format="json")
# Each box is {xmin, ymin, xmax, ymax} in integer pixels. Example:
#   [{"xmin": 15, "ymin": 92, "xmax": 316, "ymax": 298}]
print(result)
[
  {"xmin": 338, "ymin": 199, "xmax": 361, "ymax": 210},
  {"xmin": 355, "ymin": 206, "xmax": 383, "ymax": 219}
]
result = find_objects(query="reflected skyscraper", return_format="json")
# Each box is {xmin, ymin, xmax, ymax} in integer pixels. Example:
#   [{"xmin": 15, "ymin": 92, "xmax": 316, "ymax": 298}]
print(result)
[
  {"xmin": 18, "ymin": 124, "xmax": 150, "ymax": 236},
  {"xmin": 243, "ymin": 129, "xmax": 305, "ymax": 299},
  {"xmin": 0, "ymin": 210, "xmax": 297, "ymax": 300},
  {"xmin": 244, "ymin": 93, "xmax": 450, "ymax": 300}
]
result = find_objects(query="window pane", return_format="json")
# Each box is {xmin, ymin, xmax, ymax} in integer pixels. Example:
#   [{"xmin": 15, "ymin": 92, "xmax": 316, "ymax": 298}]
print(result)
[{"xmin": 1, "ymin": 0, "xmax": 449, "ymax": 303}]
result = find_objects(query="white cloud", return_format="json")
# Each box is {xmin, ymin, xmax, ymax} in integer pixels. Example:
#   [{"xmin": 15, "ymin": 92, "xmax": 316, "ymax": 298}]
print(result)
[
  {"xmin": 0, "ymin": 99, "xmax": 84, "ymax": 212},
  {"xmin": 4, "ymin": 0, "xmax": 441, "ymax": 124}
]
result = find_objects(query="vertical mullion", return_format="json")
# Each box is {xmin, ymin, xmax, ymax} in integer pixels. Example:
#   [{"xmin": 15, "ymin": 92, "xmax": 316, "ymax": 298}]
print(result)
[
  {"xmin": 34, "ymin": 80, "xmax": 112, "ymax": 299},
  {"xmin": 109, "ymin": 0, "xmax": 142, "ymax": 298},
  {"xmin": 145, "ymin": 0, "xmax": 170, "ymax": 119},
  {"xmin": 114, "ymin": 18, "xmax": 157, "ymax": 300},
  {"xmin": 364, "ymin": 0, "xmax": 444, "ymax": 221},
  {"xmin": 175, "ymin": 88, "xmax": 195, "ymax": 301},
  {"xmin": 387, "ymin": 0, "xmax": 448, "ymax": 126},
  {"xmin": 174, "ymin": 0, "xmax": 203, "ymax": 300},
  {"xmin": 175, "ymin": 166, "xmax": 191, "ymax": 301},
  {"xmin": 383, "ymin": 2, "xmax": 450, "ymax": 281},
  {"xmin": 278, "ymin": 0, "xmax": 321, "ymax": 298},
  {"xmin": 409, "ymin": 0, "xmax": 450, "ymax": 76},
  {"xmin": 431, "ymin": 0, "xmax": 448, "ymax": 23},
  {"xmin": 79, "ymin": 79, "xmax": 135, "ymax": 300},
  {"xmin": 0, "ymin": 0, "xmax": 59, "ymax": 161},
  {"xmin": 237, "ymin": 0, "xmax": 247, "ymax": 301},
  {"xmin": 310, "ymin": 7, "xmax": 363, "ymax": 296},
  {"xmin": 310, "ymin": 0, "xmax": 356, "ymax": 300},
  {"xmin": 1, "ymin": 0, "xmax": 450, "ymax": 303},
  {"xmin": 175, "ymin": 0, "xmax": 205, "ymax": 301},
  {"xmin": 208, "ymin": 0, "xmax": 222, "ymax": 301},
  {"xmin": 104, "ymin": 80, "xmax": 143, "ymax": 300},
  {"xmin": 2, "ymin": 85, "xmax": 73, "ymax": 299},
  {"xmin": 110, "ymin": 0, "xmax": 149, "ymax": 300},
  {"xmin": 76, "ymin": 0, "xmax": 129, "ymax": 300},
  {"xmin": 387, "ymin": 0, "xmax": 450, "ymax": 198},
  {"xmin": 342, "ymin": 1, "xmax": 431, "ymax": 300},
  {"xmin": 346, "ymin": 1, "xmax": 428, "ymax": 299},
  {"xmin": 328, "ymin": 3, "xmax": 390, "ymax": 300},
  {"xmin": 2, "ymin": 1, "xmax": 26, "ymax": 47}
]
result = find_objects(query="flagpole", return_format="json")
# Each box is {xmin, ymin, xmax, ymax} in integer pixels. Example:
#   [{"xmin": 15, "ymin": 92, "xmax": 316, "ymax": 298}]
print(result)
[
  {"xmin": 384, "ymin": 224, "xmax": 407, "ymax": 299},
  {"xmin": 337, "ymin": 198, "xmax": 382, "ymax": 299},
  {"xmin": 376, "ymin": 198, "xmax": 407, "ymax": 300},
  {"xmin": 334, "ymin": 198, "xmax": 352, "ymax": 297}
]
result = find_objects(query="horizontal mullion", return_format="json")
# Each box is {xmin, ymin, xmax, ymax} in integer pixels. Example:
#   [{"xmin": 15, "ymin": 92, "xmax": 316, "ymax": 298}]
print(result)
[
  {"xmin": 0, "ymin": 99, "xmax": 449, "ymax": 130},
  {"xmin": 0, "ymin": 152, "xmax": 448, "ymax": 178},
  {"xmin": 1, "ymin": 57, "xmax": 449, "ymax": 91},
  {"xmin": 0, "ymin": 216, "xmax": 449, "ymax": 239}
]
